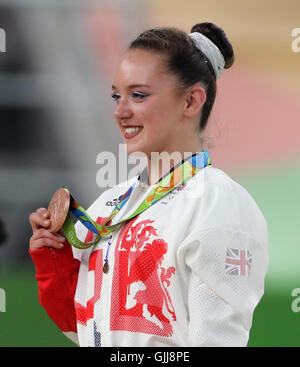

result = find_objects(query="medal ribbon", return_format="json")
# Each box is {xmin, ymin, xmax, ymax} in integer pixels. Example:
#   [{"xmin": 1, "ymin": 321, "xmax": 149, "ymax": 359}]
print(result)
[{"xmin": 62, "ymin": 149, "xmax": 211, "ymax": 249}]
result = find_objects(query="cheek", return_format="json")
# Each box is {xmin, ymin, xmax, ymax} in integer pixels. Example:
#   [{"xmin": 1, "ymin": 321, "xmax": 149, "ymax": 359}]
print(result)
[
  {"xmin": 154, "ymin": 94, "xmax": 183, "ymax": 122},
  {"xmin": 133, "ymin": 102, "xmax": 161, "ymax": 128},
  {"xmin": 139, "ymin": 96, "xmax": 177, "ymax": 125}
]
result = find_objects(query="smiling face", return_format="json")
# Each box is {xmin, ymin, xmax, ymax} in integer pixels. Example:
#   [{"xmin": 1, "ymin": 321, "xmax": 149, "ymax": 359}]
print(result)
[{"xmin": 112, "ymin": 49, "xmax": 188, "ymax": 157}]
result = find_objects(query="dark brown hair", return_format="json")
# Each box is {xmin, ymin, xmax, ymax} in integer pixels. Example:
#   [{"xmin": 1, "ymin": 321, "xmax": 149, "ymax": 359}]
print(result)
[{"xmin": 128, "ymin": 22, "xmax": 234, "ymax": 131}]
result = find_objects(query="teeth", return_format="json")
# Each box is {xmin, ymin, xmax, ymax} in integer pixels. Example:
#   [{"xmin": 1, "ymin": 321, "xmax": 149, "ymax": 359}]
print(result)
[{"xmin": 125, "ymin": 127, "xmax": 143, "ymax": 134}]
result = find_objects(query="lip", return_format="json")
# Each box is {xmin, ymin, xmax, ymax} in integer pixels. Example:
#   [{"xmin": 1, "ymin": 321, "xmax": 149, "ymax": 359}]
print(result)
[{"xmin": 122, "ymin": 125, "xmax": 143, "ymax": 139}]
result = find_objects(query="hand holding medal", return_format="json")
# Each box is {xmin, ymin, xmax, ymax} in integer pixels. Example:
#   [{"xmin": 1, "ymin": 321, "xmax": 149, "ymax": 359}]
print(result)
[
  {"xmin": 29, "ymin": 187, "xmax": 97, "ymax": 252},
  {"xmin": 47, "ymin": 187, "xmax": 103, "ymax": 249}
]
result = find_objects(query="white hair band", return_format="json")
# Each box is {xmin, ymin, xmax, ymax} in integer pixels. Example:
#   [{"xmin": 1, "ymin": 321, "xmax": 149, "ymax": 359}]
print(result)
[{"xmin": 188, "ymin": 32, "xmax": 225, "ymax": 79}]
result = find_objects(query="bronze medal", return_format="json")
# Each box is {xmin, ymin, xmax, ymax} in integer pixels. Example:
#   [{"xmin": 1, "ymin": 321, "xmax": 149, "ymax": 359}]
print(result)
[{"xmin": 48, "ymin": 187, "xmax": 70, "ymax": 233}]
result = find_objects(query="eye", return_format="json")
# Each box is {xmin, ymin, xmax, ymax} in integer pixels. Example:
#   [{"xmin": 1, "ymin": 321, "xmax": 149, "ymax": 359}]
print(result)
[
  {"xmin": 111, "ymin": 92, "xmax": 121, "ymax": 102},
  {"xmin": 132, "ymin": 91, "xmax": 149, "ymax": 100}
]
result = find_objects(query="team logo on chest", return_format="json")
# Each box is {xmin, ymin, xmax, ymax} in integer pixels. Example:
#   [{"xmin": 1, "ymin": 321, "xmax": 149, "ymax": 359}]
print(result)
[{"xmin": 110, "ymin": 217, "xmax": 176, "ymax": 337}]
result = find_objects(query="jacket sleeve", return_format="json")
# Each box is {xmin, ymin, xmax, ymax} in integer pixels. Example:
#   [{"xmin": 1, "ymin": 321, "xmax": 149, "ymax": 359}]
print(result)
[
  {"xmin": 182, "ymin": 227, "xmax": 268, "ymax": 346},
  {"xmin": 29, "ymin": 242, "xmax": 80, "ymax": 345}
]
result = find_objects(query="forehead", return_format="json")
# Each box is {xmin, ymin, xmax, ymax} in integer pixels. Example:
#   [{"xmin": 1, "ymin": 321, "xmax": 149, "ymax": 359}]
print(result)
[{"xmin": 113, "ymin": 49, "xmax": 171, "ymax": 88}]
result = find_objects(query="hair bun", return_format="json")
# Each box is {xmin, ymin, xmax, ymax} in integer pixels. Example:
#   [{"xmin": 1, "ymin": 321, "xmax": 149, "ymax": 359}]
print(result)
[{"xmin": 190, "ymin": 22, "xmax": 234, "ymax": 69}]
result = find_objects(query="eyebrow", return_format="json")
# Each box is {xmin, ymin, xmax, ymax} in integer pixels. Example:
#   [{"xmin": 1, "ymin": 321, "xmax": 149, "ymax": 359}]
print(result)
[{"xmin": 112, "ymin": 84, "xmax": 151, "ymax": 90}]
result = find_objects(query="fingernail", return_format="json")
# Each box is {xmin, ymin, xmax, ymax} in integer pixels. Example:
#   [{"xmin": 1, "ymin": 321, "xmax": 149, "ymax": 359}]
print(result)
[
  {"xmin": 58, "ymin": 236, "xmax": 65, "ymax": 242},
  {"xmin": 44, "ymin": 220, "xmax": 50, "ymax": 225},
  {"xmin": 58, "ymin": 243, "xmax": 64, "ymax": 248},
  {"xmin": 43, "ymin": 212, "xmax": 48, "ymax": 217}
]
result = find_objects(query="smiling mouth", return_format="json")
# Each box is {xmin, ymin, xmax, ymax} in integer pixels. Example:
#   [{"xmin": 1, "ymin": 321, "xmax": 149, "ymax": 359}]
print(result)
[{"xmin": 123, "ymin": 126, "xmax": 143, "ymax": 139}]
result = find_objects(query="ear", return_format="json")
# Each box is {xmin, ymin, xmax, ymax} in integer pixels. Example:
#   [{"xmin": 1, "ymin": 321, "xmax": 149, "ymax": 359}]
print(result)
[{"xmin": 183, "ymin": 85, "xmax": 207, "ymax": 118}]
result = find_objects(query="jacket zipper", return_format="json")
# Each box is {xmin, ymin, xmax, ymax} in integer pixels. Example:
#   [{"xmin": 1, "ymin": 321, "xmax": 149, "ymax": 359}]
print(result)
[{"xmin": 103, "ymin": 235, "xmax": 112, "ymax": 273}]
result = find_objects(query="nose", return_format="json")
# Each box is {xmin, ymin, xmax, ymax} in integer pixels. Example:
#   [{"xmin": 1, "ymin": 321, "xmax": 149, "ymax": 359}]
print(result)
[{"xmin": 114, "ymin": 98, "xmax": 133, "ymax": 120}]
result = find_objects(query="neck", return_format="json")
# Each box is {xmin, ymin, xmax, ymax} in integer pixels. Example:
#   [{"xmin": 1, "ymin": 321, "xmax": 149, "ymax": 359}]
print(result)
[{"xmin": 146, "ymin": 141, "xmax": 204, "ymax": 186}]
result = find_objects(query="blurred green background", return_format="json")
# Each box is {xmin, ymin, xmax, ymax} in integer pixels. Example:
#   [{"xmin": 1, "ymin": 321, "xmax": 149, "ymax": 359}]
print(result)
[{"xmin": 0, "ymin": 0, "xmax": 299, "ymax": 346}]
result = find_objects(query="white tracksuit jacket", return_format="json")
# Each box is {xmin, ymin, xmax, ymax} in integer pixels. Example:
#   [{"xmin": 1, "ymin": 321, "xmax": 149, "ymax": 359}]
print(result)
[{"xmin": 30, "ymin": 164, "xmax": 269, "ymax": 347}]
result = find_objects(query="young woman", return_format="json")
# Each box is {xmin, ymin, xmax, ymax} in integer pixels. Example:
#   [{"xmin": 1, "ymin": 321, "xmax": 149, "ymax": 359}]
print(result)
[{"xmin": 29, "ymin": 22, "xmax": 268, "ymax": 347}]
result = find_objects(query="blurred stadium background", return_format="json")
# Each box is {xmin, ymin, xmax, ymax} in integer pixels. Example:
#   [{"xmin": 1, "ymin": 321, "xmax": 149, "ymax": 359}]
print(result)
[{"xmin": 0, "ymin": 0, "xmax": 299, "ymax": 346}]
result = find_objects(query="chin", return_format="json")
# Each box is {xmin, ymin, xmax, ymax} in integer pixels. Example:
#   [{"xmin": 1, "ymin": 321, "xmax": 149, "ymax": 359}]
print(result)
[
  {"xmin": 125, "ymin": 143, "xmax": 150, "ymax": 159},
  {"xmin": 125, "ymin": 143, "xmax": 143, "ymax": 155}
]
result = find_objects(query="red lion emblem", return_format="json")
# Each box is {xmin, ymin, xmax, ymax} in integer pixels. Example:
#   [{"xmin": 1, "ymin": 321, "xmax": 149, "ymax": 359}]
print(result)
[{"xmin": 110, "ymin": 217, "xmax": 176, "ymax": 337}]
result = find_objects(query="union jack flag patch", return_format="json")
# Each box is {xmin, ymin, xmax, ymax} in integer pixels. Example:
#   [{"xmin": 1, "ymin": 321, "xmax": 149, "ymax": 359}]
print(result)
[{"xmin": 225, "ymin": 248, "xmax": 253, "ymax": 277}]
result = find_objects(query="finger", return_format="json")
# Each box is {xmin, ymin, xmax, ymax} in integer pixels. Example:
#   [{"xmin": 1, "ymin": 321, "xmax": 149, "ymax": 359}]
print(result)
[
  {"xmin": 30, "ymin": 237, "xmax": 65, "ymax": 251},
  {"xmin": 29, "ymin": 212, "xmax": 51, "ymax": 232},
  {"xmin": 31, "ymin": 228, "xmax": 65, "ymax": 243},
  {"xmin": 37, "ymin": 207, "xmax": 50, "ymax": 219}
]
